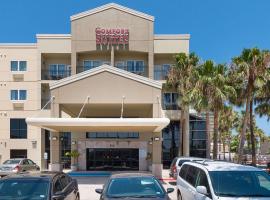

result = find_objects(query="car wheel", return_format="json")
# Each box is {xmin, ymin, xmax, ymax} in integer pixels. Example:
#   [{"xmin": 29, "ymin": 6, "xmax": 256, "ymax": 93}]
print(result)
[{"xmin": 177, "ymin": 191, "xmax": 182, "ymax": 200}]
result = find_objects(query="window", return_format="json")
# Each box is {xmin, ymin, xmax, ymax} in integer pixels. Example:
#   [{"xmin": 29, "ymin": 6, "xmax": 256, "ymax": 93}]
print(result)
[
  {"xmin": 154, "ymin": 64, "xmax": 171, "ymax": 80},
  {"xmin": 54, "ymin": 178, "xmax": 63, "ymax": 193},
  {"xmin": 179, "ymin": 164, "xmax": 189, "ymax": 179},
  {"xmin": 49, "ymin": 64, "xmax": 71, "ymax": 80},
  {"xmin": 10, "ymin": 119, "xmax": 27, "ymax": 139},
  {"xmin": 185, "ymin": 166, "xmax": 199, "ymax": 187},
  {"xmin": 10, "ymin": 90, "xmax": 27, "ymax": 100},
  {"xmin": 60, "ymin": 175, "xmax": 70, "ymax": 189},
  {"xmin": 163, "ymin": 93, "xmax": 179, "ymax": 110},
  {"xmin": 10, "ymin": 149, "xmax": 27, "ymax": 158},
  {"xmin": 126, "ymin": 60, "xmax": 144, "ymax": 73},
  {"xmin": 86, "ymin": 132, "xmax": 139, "ymax": 139},
  {"xmin": 197, "ymin": 169, "xmax": 211, "ymax": 195},
  {"xmin": 10, "ymin": 61, "xmax": 27, "ymax": 71},
  {"xmin": 83, "ymin": 60, "xmax": 101, "ymax": 71}
]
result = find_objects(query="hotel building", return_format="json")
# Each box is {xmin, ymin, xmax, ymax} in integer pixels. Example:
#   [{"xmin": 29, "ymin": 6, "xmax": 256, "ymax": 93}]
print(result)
[{"xmin": 0, "ymin": 3, "xmax": 207, "ymax": 177}]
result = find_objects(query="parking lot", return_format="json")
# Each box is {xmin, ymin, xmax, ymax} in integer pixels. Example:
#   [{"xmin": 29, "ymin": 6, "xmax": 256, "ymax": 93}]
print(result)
[{"xmin": 76, "ymin": 176, "xmax": 177, "ymax": 200}]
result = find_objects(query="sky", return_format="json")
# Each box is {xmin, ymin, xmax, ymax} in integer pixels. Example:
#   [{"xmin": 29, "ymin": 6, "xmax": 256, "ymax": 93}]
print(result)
[{"xmin": 0, "ymin": 0, "xmax": 269, "ymax": 134}]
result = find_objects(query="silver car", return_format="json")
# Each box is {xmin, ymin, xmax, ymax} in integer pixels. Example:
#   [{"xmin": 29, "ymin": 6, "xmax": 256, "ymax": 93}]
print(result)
[
  {"xmin": 177, "ymin": 161, "xmax": 270, "ymax": 200},
  {"xmin": 0, "ymin": 159, "xmax": 40, "ymax": 176}
]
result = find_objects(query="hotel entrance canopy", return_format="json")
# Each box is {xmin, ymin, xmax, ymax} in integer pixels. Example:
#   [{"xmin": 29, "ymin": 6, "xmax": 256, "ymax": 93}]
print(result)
[
  {"xmin": 27, "ymin": 65, "xmax": 170, "ymax": 133},
  {"xmin": 26, "ymin": 117, "xmax": 170, "ymax": 132}
]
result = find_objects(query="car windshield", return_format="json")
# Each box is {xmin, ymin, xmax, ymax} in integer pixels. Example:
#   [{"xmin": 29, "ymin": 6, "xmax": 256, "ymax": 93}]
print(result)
[
  {"xmin": 107, "ymin": 177, "xmax": 165, "ymax": 198},
  {"xmin": 0, "ymin": 178, "xmax": 49, "ymax": 199},
  {"xmin": 3, "ymin": 160, "xmax": 21, "ymax": 165},
  {"xmin": 209, "ymin": 171, "xmax": 270, "ymax": 197}
]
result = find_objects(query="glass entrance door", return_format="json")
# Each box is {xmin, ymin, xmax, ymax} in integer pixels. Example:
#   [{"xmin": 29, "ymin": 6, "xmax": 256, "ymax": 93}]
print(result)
[{"xmin": 86, "ymin": 148, "xmax": 139, "ymax": 171}]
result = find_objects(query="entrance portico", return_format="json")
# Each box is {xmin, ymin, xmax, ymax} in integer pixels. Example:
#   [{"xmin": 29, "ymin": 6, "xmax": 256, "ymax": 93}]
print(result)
[{"xmin": 27, "ymin": 65, "xmax": 170, "ymax": 177}]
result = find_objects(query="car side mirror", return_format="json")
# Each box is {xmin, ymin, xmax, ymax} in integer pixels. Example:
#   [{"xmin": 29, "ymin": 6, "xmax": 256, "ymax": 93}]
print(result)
[
  {"xmin": 95, "ymin": 188, "xmax": 103, "ymax": 194},
  {"xmin": 167, "ymin": 188, "xmax": 174, "ymax": 194},
  {"xmin": 52, "ymin": 192, "xmax": 65, "ymax": 200},
  {"xmin": 196, "ymin": 186, "xmax": 208, "ymax": 196}
]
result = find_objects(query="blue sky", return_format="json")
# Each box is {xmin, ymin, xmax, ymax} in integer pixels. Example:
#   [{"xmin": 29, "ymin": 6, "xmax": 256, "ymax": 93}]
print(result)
[{"xmin": 0, "ymin": 0, "xmax": 269, "ymax": 134}]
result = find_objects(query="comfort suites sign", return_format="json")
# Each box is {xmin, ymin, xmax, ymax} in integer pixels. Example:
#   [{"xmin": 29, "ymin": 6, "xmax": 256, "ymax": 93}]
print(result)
[{"xmin": 95, "ymin": 28, "xmax": 129, "ymax": 45}]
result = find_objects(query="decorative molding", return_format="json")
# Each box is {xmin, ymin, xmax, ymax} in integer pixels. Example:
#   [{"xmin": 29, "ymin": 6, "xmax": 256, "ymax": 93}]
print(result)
[
  {"xmin": 70, "ymin": 3, "xmax": 154, "ymax": 21},
  {"xmin": 0, "ymin": 43, "xmax": 37, "ymax": 49},
  {"xmin": 154, "ymin": 34, "xmax": 190, "ymax": 40},
  {"xmin": 36, "ymin": 34, "xmax": 71, "ymax": 39},
  {"xmin": 50, "ymin": 64, "xmax": 163, "ymax": 90}
]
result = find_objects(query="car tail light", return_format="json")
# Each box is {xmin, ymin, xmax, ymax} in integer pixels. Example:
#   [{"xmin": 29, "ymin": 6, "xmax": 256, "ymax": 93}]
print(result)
[
  {"xmin": 172, "ymin": 165, "xmax": 177, "ymax": 173},
  {"xmin": 12, "ymin": 165, "xmax": 20, "ymax": 173}
]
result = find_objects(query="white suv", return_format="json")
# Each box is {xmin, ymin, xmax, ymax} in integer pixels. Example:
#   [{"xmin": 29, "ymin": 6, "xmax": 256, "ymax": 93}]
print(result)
[{"xmin": 177, "ymin": 161, "xmax": 270, "ymax": 200}]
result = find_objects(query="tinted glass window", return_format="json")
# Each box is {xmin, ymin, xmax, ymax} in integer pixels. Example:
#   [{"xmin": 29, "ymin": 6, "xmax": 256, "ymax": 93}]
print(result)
[
  {"xmin": 11, "ymin": 61, "xmax": 18, "ymax": 71},
  {"xmin": 19, "ymin": 61, "xmax": 27, "ymax": 71},
  {"xmin": 178, "ymin": 159, "xmax": 190, "ymax": 167},
  {"xmin": 60, "ymin": 175, "xmax": 70, "ymax": 189},
  {"xmin": 197, "ymin": 169, "xmax": 210, "ymax": 194},
  {"xmin": 210, "ymin": 171, "xmax": 270, "ymax": 197},
  {"xmin": 107, "ymin": 177, "xmax": 165, "ymax": 198},
  {"xmin": 10, "ymin": 119, "xmax": 27, "ymax": 139},
  {"xmin": 0, "ymin": 179, "xmax": 49, "ymax": 199},
  {"xmin": 3, "ymin": 160, "xmax": 21, "ymax": 164},
  {"xmin": 54, "ymin": 178, "xmax": 63, "ymax": 193},
  {"xmin": 10, "ymin": 150, "xmax": 27, "ymax": 159},
  {"xmin": 185, "ymin": 166, "xmax": 199, "ymax": 187},
  {"xmin": 179, "ymin": 165, "xmax": 189, "ymax": 179}
]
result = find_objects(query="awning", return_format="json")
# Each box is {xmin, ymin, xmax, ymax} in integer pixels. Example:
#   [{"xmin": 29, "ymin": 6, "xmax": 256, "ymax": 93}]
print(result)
[{"xmin": 26, "ymin": 117, "xmax": 170, "ymax": 132}]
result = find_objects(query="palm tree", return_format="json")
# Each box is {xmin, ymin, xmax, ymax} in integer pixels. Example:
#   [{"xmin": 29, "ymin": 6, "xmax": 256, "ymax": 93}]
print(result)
[
  {"xmin": 219, "ymin": 105, "xmax": 238, "ymax": 160},
  {"xmin": 167, "ymin": 52, "xmax": 199, "ymax": 156},
  {"xmin": 191, "ymin": 60, "xmax": 235, "ymax": 159},
  {"xmin": 255, "ymin": 79, "xmax": 270, "ymax": 121},
  {"xmin": 232, "ymin": 48, "xmax": 270, "ymax": 164}
]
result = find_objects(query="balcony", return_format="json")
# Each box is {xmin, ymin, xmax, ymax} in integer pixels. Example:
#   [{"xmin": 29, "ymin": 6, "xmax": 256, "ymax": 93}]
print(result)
[
  {"xmin": 41, "ymin": 69, "xmax": 71, "ymax": 80},
  {"xmin": 77, "ymin": 65, "xmax": 146, "ymax": 76}
]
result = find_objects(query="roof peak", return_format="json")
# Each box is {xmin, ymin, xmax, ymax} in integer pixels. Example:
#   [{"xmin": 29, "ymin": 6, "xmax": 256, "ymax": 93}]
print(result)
[{"xmin": 70, "ymin": 3, "xmax": 154, "ymax": 21}]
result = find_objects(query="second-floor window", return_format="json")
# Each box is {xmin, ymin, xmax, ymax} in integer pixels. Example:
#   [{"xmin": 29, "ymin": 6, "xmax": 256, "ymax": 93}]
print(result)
[
  {"xmin": 49, "ymin": 64, "xmax": 71, "ymax": 80},
  {"xmin": 10, "ymin": 90, "xmax": 27, "ymax": 100},
  {"xmin": 163, "ymin": 92, "xmax": 179, "ymax": 110},
  {"xmin": 10, "ymin": 118, "xmax": 27, "ymax": 139},
  {"xmin": 11, "ymin": 61, "xmax": 27, "ymax": 71},
  {"xmin": 126, "ymin": 60, "xmax": 144, "ymax": 73},
  {"xmin": 154, "ymin": 64, "xmax": 171, "ymax": 80},
  {"xmin": 83, "ymin": 60, "xmax": 101, "ymax": 71}
]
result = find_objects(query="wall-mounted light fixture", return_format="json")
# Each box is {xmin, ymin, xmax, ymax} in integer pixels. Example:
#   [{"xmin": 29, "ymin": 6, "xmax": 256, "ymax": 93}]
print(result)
[
  {"xmin": 148, "ymin": 141, "xmax": 153, "ymax": 145},
  {"xmin": 71, "ymin": 141, "xmax": 76, "ymax": 145},
  {"xmin": 51, "ymin": 136, "xmax": 58, "ymax": 141},
  {"xmin": 154, "ymin": 137, "xmax": 160, "ymax": 141}
]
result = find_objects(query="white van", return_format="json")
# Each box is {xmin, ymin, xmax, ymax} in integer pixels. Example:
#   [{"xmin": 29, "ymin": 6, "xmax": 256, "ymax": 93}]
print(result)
[{"xmin": 177, "ymin": 160, "xmax": 270, "ymax": 200}]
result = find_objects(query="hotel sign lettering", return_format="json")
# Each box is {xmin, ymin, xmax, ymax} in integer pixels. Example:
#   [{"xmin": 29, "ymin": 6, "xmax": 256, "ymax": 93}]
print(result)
[{"xmin": 95, "ymin": 28, "xmax": 129, "ymax": 45}]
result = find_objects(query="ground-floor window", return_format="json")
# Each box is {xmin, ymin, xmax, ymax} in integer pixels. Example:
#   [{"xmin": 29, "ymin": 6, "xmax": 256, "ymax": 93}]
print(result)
[
  {"xmin": 86, "ymin": 148, "xmax": 139, "ymax": 171},
  {"xmin": 86, "ymin": 132, "xmax": 139, "ymax": 139},
  {"xmin": 10, "ymin": 149, "xmax": 27, "ymax": 159},
  {"xmin": 162, "ymin": 116, "xmax": 207, "ymax": 168},
  {"xmin": 60, "ymin": 132, "xmax": 71, "ymax": 169}
]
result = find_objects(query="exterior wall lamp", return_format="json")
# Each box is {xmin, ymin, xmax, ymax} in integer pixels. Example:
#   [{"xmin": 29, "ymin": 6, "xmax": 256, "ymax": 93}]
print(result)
[{"xmin": 51, "ymin": 136, "xmax": 58, "ymax": 141}]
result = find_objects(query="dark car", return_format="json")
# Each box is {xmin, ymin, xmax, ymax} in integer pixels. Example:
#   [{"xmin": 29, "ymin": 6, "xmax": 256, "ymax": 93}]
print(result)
[
  {"xmin": 95, "ymin": 173, "xmax": 174, "ymax": 200},
  {"xmin": 0, "ymin": 171, "xmax": 80, "ymax": 200}
]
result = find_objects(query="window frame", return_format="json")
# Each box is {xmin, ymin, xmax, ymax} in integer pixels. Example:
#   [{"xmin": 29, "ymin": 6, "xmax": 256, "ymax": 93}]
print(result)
[
  {"xmin": 83, "ymin": 60, "xmax": 102, "ymax": 71},
  {"xmin": 10, "ymin": 118, "xmax": 27, "ymax": 139},
  {"xmin": 10, "ymin": 90, "xmax": 27, "ymax": 101},
  {"xmin": 10, "ymin": 61, "xmax": 27, "ymax": 71},
  {"xmin": 126, "ymin": 60, "xmax": 144, "ymax": 73}
]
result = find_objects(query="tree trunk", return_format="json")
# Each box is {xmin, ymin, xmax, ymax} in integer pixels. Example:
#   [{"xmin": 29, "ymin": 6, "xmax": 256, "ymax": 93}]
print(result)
[
  {"xmin": 223, "ymin": 140, "xmax": 226, "ymax": 160},
  {"xmin": 179, "ymin": 109, "xmax": 184, "ymax": 156},
  {"xmin": 182, "ymin": 105, "xmax": 190, "ymax": 156},
  {"xmin": 213, "ymin": 109, "xmax": 219, "ymax": 160},
  {"xmin": 250, "ymin": 99, "xmax": 256, "ymax": 166},
  {"xmin": 228, "ymin": 139, "xmax": 231, "ymax": 161},
  {"xmin": 238, "ymin": 96, "xmax": 251, "ymax": 163},
  {"xmin": 206, "ymin": 112, "xmax": 211, "ymax": 159}
]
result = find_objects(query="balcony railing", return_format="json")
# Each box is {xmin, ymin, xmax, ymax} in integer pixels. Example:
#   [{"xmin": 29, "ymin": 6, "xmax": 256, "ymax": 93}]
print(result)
[
  {"xmin": 77, "ymin": 65, "xmax": 146, "ymax": 76},
  {"xmin": 41, "ymin": 69, "xmax": 71, "ymax": 80}
]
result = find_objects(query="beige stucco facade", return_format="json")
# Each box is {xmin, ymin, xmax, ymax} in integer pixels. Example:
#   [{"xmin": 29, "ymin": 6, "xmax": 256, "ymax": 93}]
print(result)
[{"xmin": 0, "ymin": 3, "xmax": 190, "ymax": 177}]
